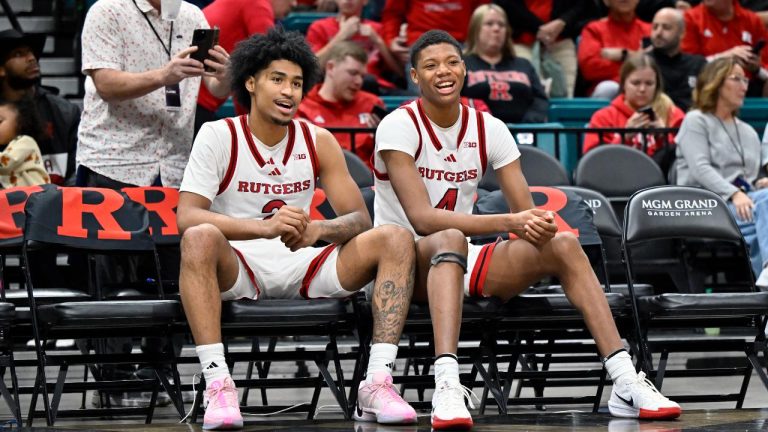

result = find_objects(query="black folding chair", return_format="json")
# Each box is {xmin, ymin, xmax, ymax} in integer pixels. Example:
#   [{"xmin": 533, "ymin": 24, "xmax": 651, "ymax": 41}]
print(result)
[
  {"xmin": 22, "ymin": 186, "xmax": 184, "ymax": 425},
  {"xmin": 622, "ymin": 185, "xmax": 768, "ymax": 407}
]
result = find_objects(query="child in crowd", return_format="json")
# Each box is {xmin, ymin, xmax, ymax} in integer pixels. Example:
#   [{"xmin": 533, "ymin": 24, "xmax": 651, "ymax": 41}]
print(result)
[{"xmin": 0, "ymin": 96, "xmax": 50, "ymax": 188}]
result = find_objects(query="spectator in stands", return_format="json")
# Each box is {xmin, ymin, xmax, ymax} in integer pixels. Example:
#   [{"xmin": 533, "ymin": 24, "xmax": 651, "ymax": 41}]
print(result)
[
  {"xmin": 178, "ymin": 28, "xmax": 417, "ymax": 430},
  {"xmin": 78, "ymin": 0, "xmax": 231, "ymax": 407},
  {"xmin": 0, "ymin": 95, "xmax": 49, "ymax": 188},
  {"xmin": 495, "ymin": 0, "xmax": 598, "ymax": 97},
  {"xmin": 297, "ymin": 41, "xmax": 384, "ymax": 167},
  {"xmin": 306, "ymin": 0, "xmax": 402, "ymax": 92},
  {"xmin": 578, "ymin": 0, "xmax": 651, "ymax": 98},
  {"xmin": 195, "ymin": 0, "xmax": 277, "ymax": 136},
  {"xmin": 461, "ymin": 4, "xmax": 548, "ymax": 124},
  {"xmin": 675, "ymin": 57, "xmax": 768, "ymax": 286},
  {"xmin": 583, "ymin": 54, "xmax": 684, "ymax": 172},
  {"xmin": 681, "ymin": 0, "xmax": 768, "ymax": 96},
  {"xmin": 0, "ymin": 29, "xmax": 80, "ymax": 185},
  {"xmin": 374, "ymin": 30, "xmax": 681, "ymax": 429},
  {"xmin": 381, "ymin": 0, "xmax": 486, "ymax": 91},
  {"xmin": 649, "ymin": 7, "xmax": 706, "ymax": 111}
]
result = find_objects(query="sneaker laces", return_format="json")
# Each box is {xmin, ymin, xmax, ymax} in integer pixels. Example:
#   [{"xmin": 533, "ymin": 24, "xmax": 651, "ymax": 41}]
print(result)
[
  {"xmin": 365, "ymin": 380, "xmax": 406, "ymax": 407},
  {"xmin": 207, "ymin": 377, "xmax": 239, "ymax": 410},
  {"xmin": 630, "ymin": 372, "xmax": 666, "ymax": 399},
  {"xmin": 435, "ymin": 381, "xmax": 480, "ymax": 410},
  {"xmin": 179, "ymin": 373, "xmax": 201, "ymax": 424}
]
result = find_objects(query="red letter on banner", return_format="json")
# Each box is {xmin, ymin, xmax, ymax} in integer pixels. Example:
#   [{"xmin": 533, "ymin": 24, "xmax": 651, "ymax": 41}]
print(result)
[
  {"xmin": 58, "ymin": 188, "xmax": 131, "ymax": 240},
  {"xmin": 123, "ymin": 187, "xmax": 179, "ymax": 236}
]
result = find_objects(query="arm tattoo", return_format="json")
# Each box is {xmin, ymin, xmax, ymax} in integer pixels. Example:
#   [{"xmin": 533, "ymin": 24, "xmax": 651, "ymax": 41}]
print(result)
[
  {"xmin": 371, "ymin": 266, "xmax": 415, "ymax": 345},
  {"xmin": 316, "ymin": 212, "xmax": 369, "ymax": 245}
]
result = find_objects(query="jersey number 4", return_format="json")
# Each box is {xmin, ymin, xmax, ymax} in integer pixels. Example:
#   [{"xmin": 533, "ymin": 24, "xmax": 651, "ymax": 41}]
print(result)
[{"xmin": 435, "ymin": 188, "xmax": 458, "ymax": 211}]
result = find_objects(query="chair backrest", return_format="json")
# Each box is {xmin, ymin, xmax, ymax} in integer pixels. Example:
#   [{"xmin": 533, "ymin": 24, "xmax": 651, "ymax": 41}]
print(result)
[
  {"xmin": 574, "ymin": 145, "xmax": 666, "ymax": 199},
  {"xmin": 623, "ymin": 185, "xmax": 743, "ymax": 246},
  {"xmin": 479, "ymin": 145, "xmax": 571, "ymax": 191},
  {"xmin": 343, "ymin": 150, "xmax": 374, "ymax": 188},
  {"xmin": 0, "ymin": 185, "xmax": 54, "ymax": 249},
  {"xmin": 23, "ymin": 187, "xmax": 154, "ymax": 252},
  {"xmin": 281, "ymin": 12, "xmax": 335, "ymax": 34},
  {"xmin": 559, "ymin": 186, "xmax": 622, "ymax": 239},
  {"xmin": 122, "ymin": 187, "xmax": 180, "ymax": 246}
]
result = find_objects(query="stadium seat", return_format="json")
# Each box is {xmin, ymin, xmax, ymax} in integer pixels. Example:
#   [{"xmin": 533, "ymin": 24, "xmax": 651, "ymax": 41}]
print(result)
[
  {"xmin": 622, "ymin": 186, "xmax": 768, "ymax": 406},
  {"xmin": 479, "ymin": 145, "xmax": 570, "ymax": 192},
  {"xmin": 22, "ymin": 187, "xmax": 184, "ymax": 425},
  {"xmin": 508, "ymin": 122, "xmax": 575, "ymax": 174},
  {"xmin": 342, "ymin": 150, "xmax": 373, "ymax": 188},
  {"xmin": 281, "ymin": 12, "xmax": 335, "ymax": 34}
]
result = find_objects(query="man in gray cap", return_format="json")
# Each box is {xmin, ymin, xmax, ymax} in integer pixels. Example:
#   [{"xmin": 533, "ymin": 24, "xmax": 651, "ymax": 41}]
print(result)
[{"xmin": 0, "ymin": 29, "xmax": 80, "ymax": 185}]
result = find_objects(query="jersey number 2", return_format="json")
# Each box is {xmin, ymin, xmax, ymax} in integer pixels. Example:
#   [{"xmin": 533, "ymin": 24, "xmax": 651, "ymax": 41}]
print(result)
[
  {"xmin": 262, "ymin": 199, "xmax": 287, "ymax": 219},
  {"xmin": 435, "ymin": 188, "xmax": 458, "ymax": 211}
]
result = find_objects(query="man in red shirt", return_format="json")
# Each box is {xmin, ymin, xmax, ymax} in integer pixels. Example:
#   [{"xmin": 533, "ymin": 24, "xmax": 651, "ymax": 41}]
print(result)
[
  {"xmin": 381, "ymin": 0, "xmax": 488, "ymax": 87},
  {"xmin": 306, "ymin": 0, "xmax": 401, "ymax": 90},
  {"xmin": 297, "ymin": 41, "xmax": 385, "ymax": 168},
  {"xmin": 577, "ymin": 0, "xmax": 651, "ymax": 98},
  {"xmin": 681, "ymin": 0, "xmax": 768, "ymax": 95}
]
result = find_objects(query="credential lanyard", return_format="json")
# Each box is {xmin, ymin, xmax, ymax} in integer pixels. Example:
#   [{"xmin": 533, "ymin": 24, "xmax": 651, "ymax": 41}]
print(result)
[{"xmin": 132, "ymin": 0, "xmax": 173, "ymax": 60}]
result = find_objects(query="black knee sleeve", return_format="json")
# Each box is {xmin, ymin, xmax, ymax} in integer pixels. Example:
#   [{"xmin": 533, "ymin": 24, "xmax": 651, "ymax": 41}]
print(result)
[{"xmin": 430, "ymin": 252, "xmax": 468, "ymax": 274}]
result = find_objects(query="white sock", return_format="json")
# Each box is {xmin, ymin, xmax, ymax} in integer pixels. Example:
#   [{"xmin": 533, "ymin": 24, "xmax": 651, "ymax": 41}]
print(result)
[
  {"xmin": 604, "ymin": 349, "xmax": 636, "ymax": 385},
  {"xmin": 434, "ymin": 353, "xmax": 459, "ymax": 384},
  {"xmin": 196, "ymin": 343, "xmax": 229, "ymax": 384},
  {"xmin": 366, "ymin": 343, "xmax": 398, "ymax": 382}
]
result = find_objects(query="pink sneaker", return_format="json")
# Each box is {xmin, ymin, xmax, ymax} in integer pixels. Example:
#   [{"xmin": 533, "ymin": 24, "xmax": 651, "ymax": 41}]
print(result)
[
  {"xmin": 354, "ymin": 372, "xmax": 417, "ymax": 424},
  {"xmin": 203, "ymin": 377, "xmax": 243, "ymax": 430}
]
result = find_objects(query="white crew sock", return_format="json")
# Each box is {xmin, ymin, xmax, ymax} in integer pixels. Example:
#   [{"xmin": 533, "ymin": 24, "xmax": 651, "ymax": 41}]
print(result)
[
  {"xmin": 434, "ymin": 353, "xmax": 460, "ymax": 384},
  {"xmin": 604, "ymin": 349, "xmax": 636, "ymax": 385},
  {"xmin": 366, "ymin": 343, "xmax": 398, "ymax": 382},
  {"xmin": 196, "ymin": 343, "xmax": 229, "ymax": 384}
]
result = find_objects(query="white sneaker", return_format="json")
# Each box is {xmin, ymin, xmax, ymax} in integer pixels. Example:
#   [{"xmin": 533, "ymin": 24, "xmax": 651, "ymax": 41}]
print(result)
[
  {"xmin": 431, "ymin": 379, "xmax": 477, "ymax": 430},
  {"xmin": 608, "ymin": 372, "xmax": 681, "ymax": 419}
]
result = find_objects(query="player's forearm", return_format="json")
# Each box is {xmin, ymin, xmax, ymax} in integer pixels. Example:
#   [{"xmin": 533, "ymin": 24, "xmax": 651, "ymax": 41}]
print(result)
[
  {"xmin": 177, "ymin": 206, "xmax": 271, "ymax": 241},
  {"xmin": 91, "ymin": 68, "xmax": 166, "ymax": 103},
  {"xmin": 315, "ymin": 211, "xmax": 372, "ymax": 245},
  {"xmin": 409, "ymin": 209, "xmax": 515, "ymax": 237}
]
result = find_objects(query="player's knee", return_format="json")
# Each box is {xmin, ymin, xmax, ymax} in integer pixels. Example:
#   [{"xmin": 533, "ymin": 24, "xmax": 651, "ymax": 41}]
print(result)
[
  {"xmin": 181, "ymin": 223, "xmax": 224, "ymax": 263},
  {"xmin": 431, "ymin": 228, "xmax": 468, "ymax": 254},
  {"xmin": 378, "ymin": 225, "xmax": 416, "ymax": 256},
  {"xmin": 550, "ymin": 231, "xmax": 582, "ymax": 258}
]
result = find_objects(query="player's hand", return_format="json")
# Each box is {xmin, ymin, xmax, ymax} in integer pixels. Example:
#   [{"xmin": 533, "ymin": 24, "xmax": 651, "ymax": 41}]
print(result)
[
  {"xmin": 162, "ymin": 46, "xmax": 205, "ymax": 86},
  {"xmin": 203, "ymin": 45, "xmax": 231, "ymax": 84},
  {"xmin": 263, "ymin": 206, "xmax": 310, "ymax": 239},
  {"xmin": 731, "ymin": 191, "xmax": 754, "ymax": 222},
  {"xmin": 510, "ymin": 209, "xmax": 557, "ymax": 247},
  {"xmin": 281, "ymin": 221, "xmax": 321, "ymax": 251}
]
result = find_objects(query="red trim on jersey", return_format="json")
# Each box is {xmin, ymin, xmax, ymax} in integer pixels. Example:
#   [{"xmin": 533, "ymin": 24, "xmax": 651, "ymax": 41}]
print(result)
[
  {"xmin": 476, "ymin": 111, "xmax": 488, "ymax": 175},
  {"xmin": 299, "ymin": 121, "xmax": 319, "ymax": 182},
  {"xmin": 282, "ymin": 121, "xmax": 296, "ymax": 166},
  {"xmin": 372, "ymin": 165, "xmax": 390, "ymax": 181},
  {"xmin": 415, "ymin": 99, "xmax": 469, "ymax": 153},
  {"xmin": 239, "ymin": 115, "xmax": 267, "ymax": 167},
  {"xmin": 218, "ymin": 118, "xmax": 239, "ymax": 196},
  {"xmin": 402, "ymin": 106, "xmax": 423, "ymax": 161},
  {"xmin": 469, "ymin": 240, "xmax": 499, "ymax": 297},
  {"xmin": 300, "ymin": 244, "xmax": 337, "ymax": 299},
  {"xmin": 232, "ymin": 247, "xmax": 261, "ymax": 298}
]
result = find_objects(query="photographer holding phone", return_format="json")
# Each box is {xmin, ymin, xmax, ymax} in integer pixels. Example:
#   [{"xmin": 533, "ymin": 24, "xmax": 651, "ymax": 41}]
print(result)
[
  {"xmin": 297, "ymin": 41, "xmax": 385, "ymax": 169},
  {"xmin": 76, "ymin": 0, "xmax": 231, "ymax": 408}
]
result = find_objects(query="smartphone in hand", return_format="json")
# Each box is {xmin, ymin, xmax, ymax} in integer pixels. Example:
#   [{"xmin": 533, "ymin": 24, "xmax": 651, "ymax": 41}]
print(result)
[
  {"xmin": 637, "ymin": 105, "xmax": 656, "ymax": 121},
  {"xmin": 753, "ymin": 39, "xmax": 766, "ymax": 55},
  {"xmin": 190, "ymin": 28, "xmax": 220, "ymax": 72}
]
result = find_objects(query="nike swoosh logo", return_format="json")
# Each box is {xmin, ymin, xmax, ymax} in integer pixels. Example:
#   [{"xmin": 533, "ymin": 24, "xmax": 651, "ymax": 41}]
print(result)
[
  {"xmin": 616, "ymin": 394, "xmax": 634, "ymax": 407},
  {"xmin": 356, "ymin": 404, "xmax": 364, "ymax": 417}
]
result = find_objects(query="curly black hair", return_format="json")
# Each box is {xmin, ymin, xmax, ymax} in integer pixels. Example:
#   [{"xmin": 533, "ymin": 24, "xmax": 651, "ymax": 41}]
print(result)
[
  {"xmin": 229, "ymin": 27, "xmax": 319, "ymax": 110},
  {"xmin": 0, "ymin": 94, "xmax": 43, "ymax": 144},
  {"xmin": 409, "ymin": 29, "xmax": 462, "ymax": 68}
]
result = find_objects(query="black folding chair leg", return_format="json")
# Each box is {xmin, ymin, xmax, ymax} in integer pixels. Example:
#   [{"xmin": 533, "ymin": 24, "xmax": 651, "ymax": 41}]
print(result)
[
  {"xmin": 655, "ymin": 349, "xmax": 669, "ymax": 390},
  {"xmin": 156, "ymin": 365, "xmax": 185, "ymax": 418},
  {"xmin": 49, "ymin": 364, "xmax": 70, "ymax": 424},
  {"xmin": 735, "ymin": 359, "xmax": 752, "ymax": 409},
  {"xmin": 0, "ymin": 364, "xmax": 21, "ymax": 424}
]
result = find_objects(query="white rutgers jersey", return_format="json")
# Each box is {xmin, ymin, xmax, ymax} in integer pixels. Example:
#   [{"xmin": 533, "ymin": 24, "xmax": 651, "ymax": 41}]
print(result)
[
  {"xmin": 180, "ymin": 115, "xmax": 320, "ymax": 221},
  {"xmin": 373, "ymin": 99, "xmax": 519, "ymax": 237}
]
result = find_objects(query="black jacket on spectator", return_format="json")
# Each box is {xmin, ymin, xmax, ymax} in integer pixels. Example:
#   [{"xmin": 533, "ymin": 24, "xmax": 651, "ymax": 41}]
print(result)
[
  {"xmin": 35, "ymin": 85, "xmax": 80, "ymax": 185},
  {"xmin": 650, "ymin": 48, "xmax": 706, "ymax": 112},
  {"xmin": 495, "ymin": 0, "xmax": 599, "ymax": 40},
  {"xmin": 462, "ymin": 54, "xmax": 549, "ymax": 124}
]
